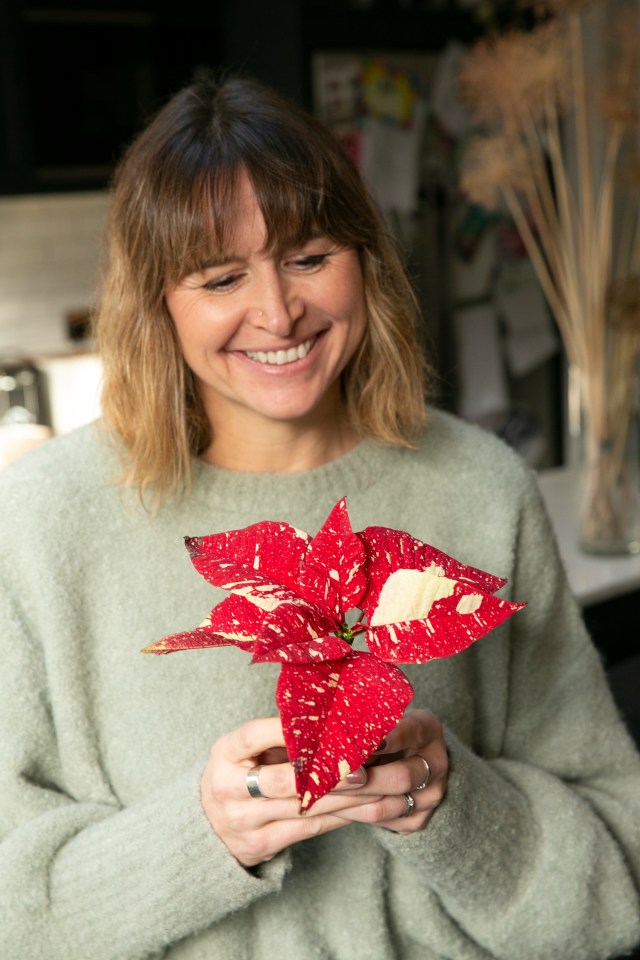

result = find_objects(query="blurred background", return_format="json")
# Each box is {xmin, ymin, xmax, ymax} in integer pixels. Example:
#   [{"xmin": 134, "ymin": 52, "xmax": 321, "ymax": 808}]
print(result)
[
  {"xmin": 0, "ymin": 0, "xmax": 567, "ymax": 453},
  {"xmin": 1, "ymin": 0, "xmax": 639, "ymax": 736}
]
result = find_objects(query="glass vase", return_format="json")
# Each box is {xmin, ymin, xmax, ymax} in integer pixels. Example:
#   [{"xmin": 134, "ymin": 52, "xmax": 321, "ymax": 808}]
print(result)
[{"xmin": 571, "ymin": 340, "xmax": 640, "ymax": 555}]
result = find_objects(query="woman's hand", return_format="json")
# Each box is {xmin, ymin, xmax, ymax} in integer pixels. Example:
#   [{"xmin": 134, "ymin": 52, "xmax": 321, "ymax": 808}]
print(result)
[
  {"xmin": 200, "ymin": 717, "xmax": 383, "ymax": 867},
  {"xmin": 200, "ymin": 709, "xmax": 448, "ymax": 867},
  {"xmin": 340, "ymin": 708, "xmax": 449, "ymax": 836}
]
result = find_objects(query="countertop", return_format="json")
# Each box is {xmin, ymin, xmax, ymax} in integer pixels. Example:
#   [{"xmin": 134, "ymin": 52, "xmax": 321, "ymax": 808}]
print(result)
[{"xmin": 537, "ymin": 467, "xmax": 640, "ymax": 607}]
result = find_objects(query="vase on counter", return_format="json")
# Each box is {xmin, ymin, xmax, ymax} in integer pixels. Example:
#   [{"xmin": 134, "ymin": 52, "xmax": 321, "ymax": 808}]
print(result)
[{"xmin": 572, "ymin": 309, "xmax": 640, "ymax": 555}]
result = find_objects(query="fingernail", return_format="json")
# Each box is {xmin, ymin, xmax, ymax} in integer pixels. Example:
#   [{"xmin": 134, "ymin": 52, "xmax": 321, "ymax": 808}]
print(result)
[{"xmin": 346, "ymin": 766, "xmax": 367, "ymax": 786}]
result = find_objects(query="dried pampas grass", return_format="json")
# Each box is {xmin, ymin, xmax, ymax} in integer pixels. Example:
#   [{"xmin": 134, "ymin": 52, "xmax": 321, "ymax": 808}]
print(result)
[{"xmin": 459, "ymin": 0, "xmax": 640, "ymax": 549}]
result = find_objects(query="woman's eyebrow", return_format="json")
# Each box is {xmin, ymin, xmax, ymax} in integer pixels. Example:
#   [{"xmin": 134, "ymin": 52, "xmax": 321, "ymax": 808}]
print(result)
[
  {"xmin": 194, "ymin": 233, "xmax": 326, "ymax": 272},
  {"xmin": 196, "ymin": 254, "xmax": 236, "ymax": 271}
]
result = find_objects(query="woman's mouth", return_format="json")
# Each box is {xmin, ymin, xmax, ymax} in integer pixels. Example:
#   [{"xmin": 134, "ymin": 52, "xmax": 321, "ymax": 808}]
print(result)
[{"xmin": 243, "ymin": 335, "xmax": 317, "ymax": 366}]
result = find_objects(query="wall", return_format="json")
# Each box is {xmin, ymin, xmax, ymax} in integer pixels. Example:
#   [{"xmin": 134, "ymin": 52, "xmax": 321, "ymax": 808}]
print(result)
[{"xmin": 0, "ymin": 191, "xmax": 108, "ymax": 355}]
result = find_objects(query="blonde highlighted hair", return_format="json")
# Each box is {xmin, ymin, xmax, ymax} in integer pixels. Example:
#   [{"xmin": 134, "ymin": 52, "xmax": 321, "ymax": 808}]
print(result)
[{"xmin": 95, "ymin": 74, "xmax": 435, "ymax": 505}]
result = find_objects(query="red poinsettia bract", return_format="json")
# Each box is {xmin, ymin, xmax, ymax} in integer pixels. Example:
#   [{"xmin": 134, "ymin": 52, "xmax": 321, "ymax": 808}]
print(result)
[{"xmin": 143, "ymin": 499, "xmax": 525, "ymax": 811}]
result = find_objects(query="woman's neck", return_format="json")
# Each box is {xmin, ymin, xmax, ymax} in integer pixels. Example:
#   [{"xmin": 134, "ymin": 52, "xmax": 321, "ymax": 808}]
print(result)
[{"xmin": 201, "ymin": 409, "xmax": 361, "ymax": 474}]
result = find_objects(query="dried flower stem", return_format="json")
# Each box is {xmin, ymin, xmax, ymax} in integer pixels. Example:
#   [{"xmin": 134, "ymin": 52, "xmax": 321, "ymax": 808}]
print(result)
[{"xmin": 460, "ymin": 0, "xmax": 640, "ymax": 549}]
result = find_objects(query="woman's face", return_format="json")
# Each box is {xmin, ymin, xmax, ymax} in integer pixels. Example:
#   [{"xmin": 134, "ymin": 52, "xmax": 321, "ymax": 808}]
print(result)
[{"xmin": 165, "ymin": 173, "xmax": 367, "ymax": 442}]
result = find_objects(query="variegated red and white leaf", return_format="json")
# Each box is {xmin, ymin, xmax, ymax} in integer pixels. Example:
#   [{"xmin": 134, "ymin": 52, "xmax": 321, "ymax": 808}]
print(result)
[
  {"xmin": 358, "ymin": 526, "xmax": 508, "ymax": 618},
  {"xmin": 184, "ymin": 522, "xmax": 312, "ymax": 610},
  {"xmin": 276, "ymin": 651, "xmax": 414, "ymax": 812},
  {"xmin": 251, "ymin": 602, "xmax": 353, "ymax": 664},
  {"xmin": 367, "ymin": 592, "xmax": 526, "ymax": 663},
  {"xmin": 142, "ymin": 594, "xmax": 264, "ymax": 655},
  {"xmin": 141, "ymin": 628, "xmax": 235, "ymax": 655},
  {"xmin": 298, "ymin": 498, "xmax": 367, "ymax": 616},
  {"xmin": 365, "ymin": 566, "xmax": 525, "ymax": 662}
]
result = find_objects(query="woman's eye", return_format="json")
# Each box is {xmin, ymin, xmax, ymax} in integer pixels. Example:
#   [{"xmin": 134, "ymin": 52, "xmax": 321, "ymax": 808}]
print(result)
[
  {"xmin": 203, "ymin": 273, "xmax": 241, "ymax": 291},
  {"xmin": 291, "ymin": 253, "xmax": 330, "ymax": 270}
]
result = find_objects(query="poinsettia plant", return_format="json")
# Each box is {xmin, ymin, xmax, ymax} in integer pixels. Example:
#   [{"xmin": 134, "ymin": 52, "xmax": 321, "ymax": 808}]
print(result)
[{"xmin": 143, "ymin": 499, "xmax": 525, "ymax": 811}]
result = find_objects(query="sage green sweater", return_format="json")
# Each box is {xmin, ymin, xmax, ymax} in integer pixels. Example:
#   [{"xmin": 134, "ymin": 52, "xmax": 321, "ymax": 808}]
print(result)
[{"xmin": 1, "ymin": 410, "xmax": 639, "ymax": 960}]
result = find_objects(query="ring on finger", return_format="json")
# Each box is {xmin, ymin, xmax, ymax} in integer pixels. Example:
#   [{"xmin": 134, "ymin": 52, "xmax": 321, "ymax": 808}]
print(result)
[
  {"xmin": 246, "ymin": 765, "xmax": 267, "ymax": 799},
  {"xmin": 414, "ymin": 756, "xmax": 431, "ymax": 791},
  {"xmin": 399, "ymin": 792, "xmax": 415, "ymax": 818}
]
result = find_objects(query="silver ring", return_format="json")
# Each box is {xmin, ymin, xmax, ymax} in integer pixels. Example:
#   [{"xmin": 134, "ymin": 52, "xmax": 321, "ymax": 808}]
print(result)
[
  {"xmin": 400, "ymin": 792, "xmax": 415, "ymax": 818},
  {"xmin": 414, "ymin": 756, "xmax": 431, "ymax": 791},
  {"xmin": 246, "ymin": 765, "xmax": 266, "ymax": 799}
]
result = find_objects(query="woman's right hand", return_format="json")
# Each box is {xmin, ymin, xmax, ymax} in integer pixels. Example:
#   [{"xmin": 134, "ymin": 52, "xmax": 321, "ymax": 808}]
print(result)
[{"xmin": 200, "ymin": 717, "xmax": 379, "ymax": 867}]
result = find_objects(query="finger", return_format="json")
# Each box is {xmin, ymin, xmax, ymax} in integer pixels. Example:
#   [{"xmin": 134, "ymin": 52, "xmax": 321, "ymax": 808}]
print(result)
[
  {"xmin": 255, "ymin": 746, "xmax": 289, "ymax": 766},
  {"xmin": 352, "ymin": 757, "xmax": 417, "ymax": 797},
  {"xmin": 222, "ymin": 717, "xmax": 286, "ymax": 764},
  {"xmin": 349, "ymin": 747, "xmax": 446, "ymax": 800},
  {"xmin": 240, "ymin": 759, "xmax": 297, "ymax": 800},
  {"xmin": 244, "ymin": 787, "xmax": 385, "ymax": 826},
  {"xmin": 234, "ymin": 809, "xmax": 358, "ymax": 867},
  {"xmin": 267, "ymin": 811, "xmax": 351, "ymax": 847},
  {"xmin": 332, "ymin": 775, "xmax": 450, "ymax": 835},
  {"xmin": 375, "ymin": 709, "xmax": 439, "ymax": 758},
  {"xmin": 243, "ymin": 759, "xmax": 370, "ymax": 805},
  {"xmin": 364, "ymin": 749, "xmax": 405, "ymax": 767},
  {"xmin": 236, "ymin": 781, "xmax": 387, "ymax": 846},
  {"xmin": 332, "ymin": 765, "xmax": 368, "ymax": 789},
  {"xmin": 330, "ymin": 791, "xmax": 427, "ymax": 827},
  {"xmin": 413, "ymin": 754, "xmax": 431, "ymax": 790}
]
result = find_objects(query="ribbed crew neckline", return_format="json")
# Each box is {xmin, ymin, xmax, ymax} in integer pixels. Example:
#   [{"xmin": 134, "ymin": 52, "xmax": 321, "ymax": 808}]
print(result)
[{"xmin": 189, "ymin": 437, "xmax": 393, "ymax": 508}]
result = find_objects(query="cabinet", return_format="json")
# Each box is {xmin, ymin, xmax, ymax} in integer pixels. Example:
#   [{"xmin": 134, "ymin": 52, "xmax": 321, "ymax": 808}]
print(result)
[
  {"xmin": 1, "ymin": 1, "xmax": 492, "ymax": 194},
  {"xmin": 0, "ymin": 0, "xmax": 222, "ymax": 194}
]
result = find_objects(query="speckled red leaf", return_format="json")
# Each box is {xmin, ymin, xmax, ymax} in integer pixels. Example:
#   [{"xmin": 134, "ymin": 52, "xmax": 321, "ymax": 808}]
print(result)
[
  {"xmin": 357, "ymin": 526, "xmax": 525, "ymax": 664},
  {"xmin": 142, "ymin": 594, "xmax": 263, "ymax": 654},
  {"xmin": 144, "ymin": 501, "xmax": 367, "ymax": 665},
  {"xmin": 276, "ymin": 651, "xmax": 414, "ymax": 812},
  {"xmin": 183, "ymin": 500, "xmax": 366, "ymax": 620},
  {"xmin": 366, "ymin": 588, "xmax": 526, "ymax": 663},
  {"xmin": 251, "ymin": 601, "xmax": 353, "ymax": 664},
  {"xmin": 141, "ymin": 627, "xmax": 236, "ymax": 655},
  {"xmin": 184, "ymin": 522, "xmax": 312, "ymax": 609},
  {"xmin": 358, "ymin": 526, "xmax": 508, "ymax": 618},
  {"xmin": 298, "ymin": 498, "xmax": 367, "ymax": 616}
]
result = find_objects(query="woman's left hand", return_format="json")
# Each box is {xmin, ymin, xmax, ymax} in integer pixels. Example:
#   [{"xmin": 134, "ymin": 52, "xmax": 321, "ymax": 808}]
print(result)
[{"xmin": 333, "ymin": 709, "xmax": 449, "ymax": 835}]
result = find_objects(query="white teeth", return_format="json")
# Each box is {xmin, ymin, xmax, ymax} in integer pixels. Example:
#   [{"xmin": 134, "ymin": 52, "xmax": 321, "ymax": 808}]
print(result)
[{"xmin": 245, "ymin": 336, "xmax": 316, "ymax": 365}]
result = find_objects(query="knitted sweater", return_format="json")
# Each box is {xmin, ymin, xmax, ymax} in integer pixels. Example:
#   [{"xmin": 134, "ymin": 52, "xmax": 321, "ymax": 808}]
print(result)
[{"xmin": 1, "ymin": 410, "xmax": 639, "ymax": 960}]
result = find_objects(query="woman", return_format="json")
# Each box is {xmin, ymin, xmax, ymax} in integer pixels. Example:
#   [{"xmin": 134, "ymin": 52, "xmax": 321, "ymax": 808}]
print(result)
[{"xmin": 0, "ymin": 75, "xmax": 639, "ymax": 960}]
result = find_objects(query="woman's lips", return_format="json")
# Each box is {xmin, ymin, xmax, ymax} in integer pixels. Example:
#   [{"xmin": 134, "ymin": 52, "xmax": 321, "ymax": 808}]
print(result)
[{"xmin": 242, "ymin": 335, "xmax": 318, "ymax": 367}]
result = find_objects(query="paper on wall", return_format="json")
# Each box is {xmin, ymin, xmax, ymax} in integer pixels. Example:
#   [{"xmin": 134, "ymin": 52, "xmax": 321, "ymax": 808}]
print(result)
[
  {"xmin": 455, "ymin": 303, "xmax": 509, "ymax": 420},
  {"xmin": 360, "ymin": 98, "xmax": 428, "ymax": 214},
  {"xmin": 495, "ymin": 261, "xmax": 558, "ymax": 376},
  {"xmin": 431, "ymin": 42, "xmax": 472, "ymax": 141}
]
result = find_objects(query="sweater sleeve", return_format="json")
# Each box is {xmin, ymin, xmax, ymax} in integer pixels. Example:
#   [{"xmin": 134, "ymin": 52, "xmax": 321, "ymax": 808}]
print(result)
[
  {"xmin": 377, "ymin": 467, "xmax": 640, "ymax": 959},
  {"xmin": 0, "ymin": 583, "xmax": 291, "ymax": 960}
]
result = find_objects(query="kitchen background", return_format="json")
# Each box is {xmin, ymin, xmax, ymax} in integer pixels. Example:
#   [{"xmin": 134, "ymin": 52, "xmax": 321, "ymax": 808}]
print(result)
[
  {"xmin": 0, "ymin": 0, "xmax": 572, "ymax": 456},
  {"xmin": 0, "ymin": 191, "xmax": 106, "ymax": 436}
]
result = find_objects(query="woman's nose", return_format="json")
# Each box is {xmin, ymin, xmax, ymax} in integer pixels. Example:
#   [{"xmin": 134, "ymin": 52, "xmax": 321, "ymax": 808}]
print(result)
[{"xmin": 251, "ymin": 272, "xmax": 304, "ymax": 335}]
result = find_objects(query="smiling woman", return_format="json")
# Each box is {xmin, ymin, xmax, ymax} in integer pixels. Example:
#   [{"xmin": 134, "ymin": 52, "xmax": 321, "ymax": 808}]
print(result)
[
  {"xmin": 97, "ymin": 76, "xmax": 431, "ymax": 498},
  {"xmin": 165, "ymin": 179, "xmax": 368, "ymax": 470},
  {"xmin": 1, "ymin": 73, "xmax": 640, "ymax": 960}
]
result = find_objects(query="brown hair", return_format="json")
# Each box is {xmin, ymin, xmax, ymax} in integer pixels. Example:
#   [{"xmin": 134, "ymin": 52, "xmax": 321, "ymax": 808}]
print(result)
[{"xmin": 95, "ymin": 74, "xmax": 434, "ymax": 505}]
